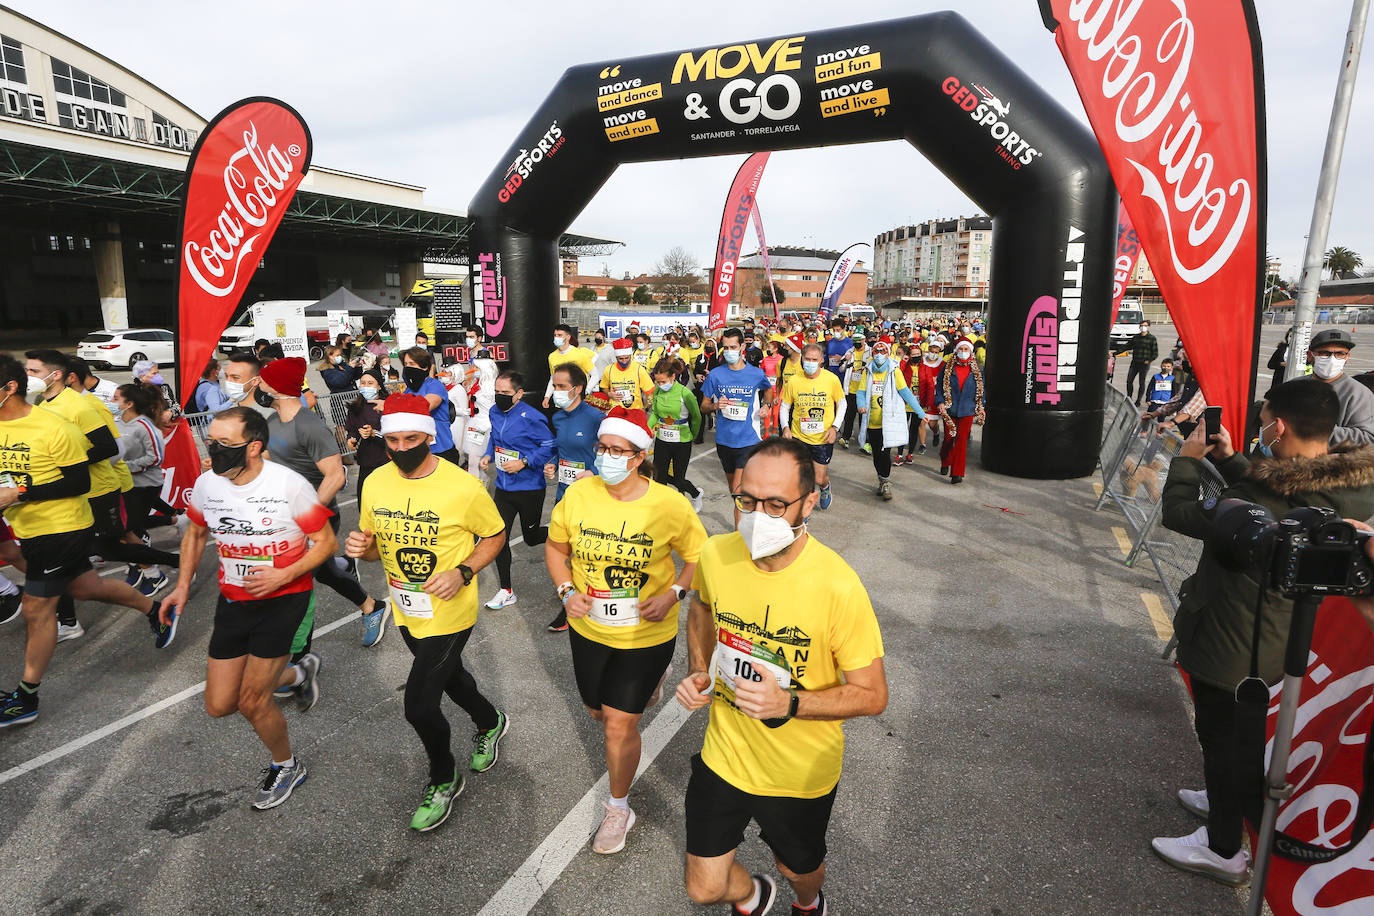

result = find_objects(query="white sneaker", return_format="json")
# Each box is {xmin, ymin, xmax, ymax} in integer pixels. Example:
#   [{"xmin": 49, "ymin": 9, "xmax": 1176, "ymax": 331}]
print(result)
[
  {"xmin": 592, "ymin": 800, "xmax": 636, "ymax": 854},
  {"xmin": 57, "ymin": 622, "xmax": 85, "ymax": 643},
  {"xmin": 691, "ymin": 491, "xmax": 703, "ymax": 513},
  {"xmin": 648, "ymin": 663, "xmax": 672, "ymax": 708},
  {"xmin": 484, "ymin": 589, "xmax": 516, "ymax": 610},
  {"xmin": 1150, "ymin": 826, "xmax": 1249, "ymax": 886},
  {"xmin": 1178, "ymin": 788, "xmax": 1210, "ymax": 820}
]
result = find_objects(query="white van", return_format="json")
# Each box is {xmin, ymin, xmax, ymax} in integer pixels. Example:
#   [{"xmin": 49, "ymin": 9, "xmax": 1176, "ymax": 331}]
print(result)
[
  {"xmin": 1110, "ymin": 301, "xmax": 1144, "ymax": 351},
  {"xmin": 217, "ymin": 301, "xmax": 332, "ymax": 360},
  {"xmin": 836, "ymin": 304, "xmax": 878, "ymax": 324}
]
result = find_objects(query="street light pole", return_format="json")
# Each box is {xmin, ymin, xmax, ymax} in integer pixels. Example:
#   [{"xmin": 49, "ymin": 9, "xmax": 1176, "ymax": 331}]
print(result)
[{"xmin": 1284, "ymin": 0, "xmax": 1369, "ymax": 382}]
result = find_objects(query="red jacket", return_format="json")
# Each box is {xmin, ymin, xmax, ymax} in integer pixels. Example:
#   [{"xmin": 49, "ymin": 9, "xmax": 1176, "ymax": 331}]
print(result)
[{"xmin": 916, "ymin": 357, "xmax": 942, "ymax": 409}]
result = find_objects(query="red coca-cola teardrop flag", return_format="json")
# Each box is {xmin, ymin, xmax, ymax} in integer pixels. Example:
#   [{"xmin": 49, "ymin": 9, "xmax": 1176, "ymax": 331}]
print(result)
[
  {"xmin": 175, "ymin": 98, "xmax": 312, "ymax": 408},
  {"xmin": 1040, "ymin": 0, "xmax": 1266, "ymax": 441}
]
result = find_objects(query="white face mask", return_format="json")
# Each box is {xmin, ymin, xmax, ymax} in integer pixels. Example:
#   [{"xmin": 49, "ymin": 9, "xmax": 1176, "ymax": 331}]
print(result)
[
  {"xmin": 552, "ymin": 389, "xmax": 573, "ymax": 409},
  {"xmin": 26, "ymin": 374, "xmax": 49, "ymax": 404},
  {"xmin": 466, "ymin": 337, "xmax": 478, "ymax": 348},
  {"xmin": 737, "ymin": 509, "xmax": 805, "ymax": 561},
  {"xmin": 223, "ymin": 379, "xmax": 246, "ymax": 399},
  {"xmin": 955, "ymin": 348, "xmax": 974, "ymax": 362},
  {"xmin": 554, "ymin": 336, "xmax": 567, "ymax": 349},
  {"xmin": 923, "ymin": 352, "xmax": 943, "ymax": 365},
  {"xmin": 1313, "ymin": 354, "xmax": 1348, "ymax": 380}
]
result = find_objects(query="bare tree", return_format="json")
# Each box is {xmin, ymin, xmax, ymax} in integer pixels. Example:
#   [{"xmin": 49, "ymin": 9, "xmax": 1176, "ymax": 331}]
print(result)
[{"xmin": 653, "ymin": 246, "xmax": 706, "ymax": 306}]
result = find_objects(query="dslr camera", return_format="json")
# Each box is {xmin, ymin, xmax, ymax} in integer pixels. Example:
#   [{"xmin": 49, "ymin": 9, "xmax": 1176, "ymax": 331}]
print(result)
[{"xmin": 1208, "ymin": 499, "xmax": 1374, "ymax": 598}]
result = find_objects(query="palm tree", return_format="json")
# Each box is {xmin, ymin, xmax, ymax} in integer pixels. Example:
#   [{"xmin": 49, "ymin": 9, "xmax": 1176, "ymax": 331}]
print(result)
[{"xmin": 1324, "ymin": 246, "xmax": 1363, "ymax": 279}]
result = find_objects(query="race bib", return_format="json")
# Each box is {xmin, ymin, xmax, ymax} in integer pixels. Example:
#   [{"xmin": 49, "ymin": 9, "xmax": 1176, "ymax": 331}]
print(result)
[
  {"xmin": 656, "ymin": 422, "xmax": 682, "ymax": 443},
  {"xmin": 800, "ymin": 418, "xmax": 824, "ymax": 437},
  {"xmin": 464, "ymin": 425, "xmax": 489, "ymax": 450},
  {"xmin": 557, "ymin": 459, "xmax": 584, "ymax": 486},
  {"xmin": 389, "ymin": 577, "xmax": 434, "ymax": 619},
  {"xmin": 0, "ymin": 472, "xmax": 18, "ymax": 490},
  {"xmin": 719, "ymin": 399, "xmax": 748, "ymax": 422},
  {"xmin": 828, "ymin": 354, "xmax": 840, "ymax": 366},
  {"xmin": 221, "ymin": 554, "xmax": 273, "ymax": 587},
  {"xmin": 612, "ymin": 383, "xmax": 636, "ymax": 405},
  {"xmin": 1155, "ymin": 380, "xmax": 1171, "ymax": 392},
  {"xmin": 588, "ymin": 585, "xmax": 640, "ymax": 627},
  {"xmin": 495, "ymin": 447, "xmax": 521, "ymax": 470},
  {"xmin": 714, "ymin": 627, "xmax": 791, "ymax": 697}
]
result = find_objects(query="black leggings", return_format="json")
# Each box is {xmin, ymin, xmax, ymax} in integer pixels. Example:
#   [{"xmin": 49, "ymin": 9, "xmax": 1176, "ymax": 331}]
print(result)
[
  {"xmin": 654, "ymin": 439, "xmax": 699, "ymax": 498},
  {"xmin": 893, "ymin": 414, "xmax": 918, "ymax": 457},
  {"xmin": 841, "ymin": 393, "xmax": 860, "ymax": 439},
  {"xmin": 312, "ymin": 509, "xmax": 368, "ymax": 609},
  {"xmin": 400, "ymin": 625, "xmax": 500, "ymax": 782},
  {"xmin": 494, "ymin": 487, "xmax": 547, "ymax": 590},
  {"xmin": 122, "ymin": 485, "xmax": 161, "ymax": 539},
  {"xmin": 868, "ymin": 426, "xmax": 892, "ymax": 479}
]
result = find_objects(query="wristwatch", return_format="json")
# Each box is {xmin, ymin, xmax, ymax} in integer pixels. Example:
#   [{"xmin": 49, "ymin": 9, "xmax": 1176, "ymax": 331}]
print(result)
[
  {"xmin": 671, "ymin": 584, "xmax": 688, "ymax": 601},
  {"xmin": 785, "ymin": 688, "xmax": 800, "ymax": 720},
  {"xmin": 457, "ymin": 564, "xmax": 475, "ymax": 586}
]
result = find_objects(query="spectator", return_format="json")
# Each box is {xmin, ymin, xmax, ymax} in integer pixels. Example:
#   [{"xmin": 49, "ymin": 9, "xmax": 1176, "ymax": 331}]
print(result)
[
  {"xmin": 1306, "ymin": 328, "xmax": 1374, "ymax": 445},
  {"xmin": 344, "ymin": 368, "xmax": 389, "ymax": 503},
  {"xmin": 1125, "ymin": 320, "xmax": 1158, "ymax": 406},
  {"xmin": 319, "ymin": 346, "xmax": 363, "ymax": 394},
  {"xmin": 1146, "ymin": 358, "xmax": 1177, "ymax": 410},
  {"xmin": 192, "ymin": 358, "xmax": 237, "ymax": 413},
  {"xmin": 1266, "ymin": 328, "xmax": 1292, "ymax": 390}
]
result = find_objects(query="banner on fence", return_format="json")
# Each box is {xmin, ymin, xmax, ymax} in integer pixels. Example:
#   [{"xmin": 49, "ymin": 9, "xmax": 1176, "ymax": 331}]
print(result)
[{"xmin": 158, "ymin": 419, "xmax": 201, "ymax": 511}]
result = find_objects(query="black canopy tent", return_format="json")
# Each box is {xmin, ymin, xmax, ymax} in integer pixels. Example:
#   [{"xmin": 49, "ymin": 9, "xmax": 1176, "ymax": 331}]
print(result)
[{"xmin": 304, "ymin": 287, "xmax": 393, "ymax": 316}]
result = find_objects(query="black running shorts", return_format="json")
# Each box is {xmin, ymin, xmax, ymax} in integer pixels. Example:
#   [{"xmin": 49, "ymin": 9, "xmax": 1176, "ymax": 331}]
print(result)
[
  {"xmin": 684, "ymin": 753, "xmax": 837, "ymax": 875},
  {"xmin": 716, "ymin": 443, "xmax": 757, "ymax": 476},
  {"xmin": 208, "ymin": 591, "xmax": 312, "ymax": 660},
  {"xmin": 17, "ymin": 527, "xmax": 94, "ymax": 598},
  {"xmin": 568, "ymin": 627, "xmax": 675, "ymax": 715}
]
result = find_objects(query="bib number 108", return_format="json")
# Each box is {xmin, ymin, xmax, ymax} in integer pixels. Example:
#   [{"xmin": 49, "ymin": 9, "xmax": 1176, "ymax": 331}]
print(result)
[{"xmin": 732, "ymin": 657, "xmax": 765, "ymax": 683}]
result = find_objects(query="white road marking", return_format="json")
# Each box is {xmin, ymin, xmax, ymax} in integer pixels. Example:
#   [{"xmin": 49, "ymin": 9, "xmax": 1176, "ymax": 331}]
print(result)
[{"xmin": 476, "ymin": 703, "xmax": 693, "ymax": 916}]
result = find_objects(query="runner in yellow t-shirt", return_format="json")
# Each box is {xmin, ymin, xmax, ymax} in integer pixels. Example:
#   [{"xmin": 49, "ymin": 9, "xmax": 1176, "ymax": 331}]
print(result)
[
  {"xmin": 0, "ymin": 355, "xmax": 171, "ymax": 729},
  {"xmin": 543, "ymin": 324, "xmax": 595, "ymax": 408},
  {"xmin": 780, "ymin": 343, "xmax": 846, "ymax": 510},
  {"xmin": 857, "ymin": 337, "xmax": 927, "ymax": 501},
  {"xmin": 598, "ymin": 338, "xmax": 654, "ymax": 409},
  {"xmin": 839, "ymin": 335, "xmax": 869, "ymax": 449},
  {"xmin": 546, "ymin": 405, "xmax": 707, "ymax": 855},
  {"xmin": 348, "ymin": 393, "xmax": 509, "ymax": 832},
  {"xmin": 675, "ymin": 438, "xmax": 886, "ymax": 916}
]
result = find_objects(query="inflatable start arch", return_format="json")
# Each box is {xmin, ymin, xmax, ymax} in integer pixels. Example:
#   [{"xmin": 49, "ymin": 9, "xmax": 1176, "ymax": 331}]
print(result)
[{"xmin": 467, "ymin": 11, "xmax": 1117, "ymax": 479}]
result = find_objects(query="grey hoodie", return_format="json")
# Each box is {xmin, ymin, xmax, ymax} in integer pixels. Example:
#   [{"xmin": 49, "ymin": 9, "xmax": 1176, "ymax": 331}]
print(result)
[{"xmin": 1326, "ymin": 372, "xmax": 1374, "ymax": 446}]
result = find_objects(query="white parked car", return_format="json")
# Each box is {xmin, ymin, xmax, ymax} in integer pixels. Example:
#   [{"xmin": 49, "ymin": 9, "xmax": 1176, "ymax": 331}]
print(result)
[{"xmin": 77, "ymin": 328, "xmax": 176, "ymax": 369}]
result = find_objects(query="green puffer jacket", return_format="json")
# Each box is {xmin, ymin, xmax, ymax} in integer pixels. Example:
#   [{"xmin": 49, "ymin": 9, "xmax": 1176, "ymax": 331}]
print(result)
[
  {"xmin": 648, "ymin": 381, "xmax": 702, "ymax": 440},
  {"xmin": 1163, "ymin": 445, "xmax": 1374, "ymax": 690}
]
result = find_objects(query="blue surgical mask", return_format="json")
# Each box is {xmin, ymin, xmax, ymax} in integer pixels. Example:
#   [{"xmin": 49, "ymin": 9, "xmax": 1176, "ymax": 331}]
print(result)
[
  {"xmin": 871, "ymin": 356, "xmax": 889, "ymax": 371},
  {"xmin": 595, "ymin": 452, "xmax": 632, "ymax": 485},
  {"xmin": 802, "ymin": 360, "xmax": 820, "ymax": 374},
  {"xmin": 1256, "ymin": 420, "xmax": 1278, "ymax": 458},
  {"xmin": 552, "ymin": 389, "xmax": 573, "ymax": 409},
  {"xmin": 658, "ymin": 381, "xmax": 674, "ymax": 392},
  {"xmin": 722, "ymin": 349, "xmax": 741, "ymax": 365},
  {"xmin": 554, "ymin": 336, "xmax": 567, "ymax": 349},
  {"xmin": 359, "ymin": 386, "xmax": 378, "ymax": 400}
]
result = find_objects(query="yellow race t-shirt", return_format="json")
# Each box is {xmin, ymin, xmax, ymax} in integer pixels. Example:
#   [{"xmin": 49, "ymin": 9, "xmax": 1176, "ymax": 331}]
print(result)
[
  {"xmin": 41, "ymin": 387, "xmax": 118, "ymax": 497},
  {"xmin": 847, "ymin": 349, "xmax": 869, "ymax": 394},
  {"xmin": 0, "ymin": 408, "xmax": 95, "ymax": 538},
  {"xmin": 599, "ymin": 361, "xmax": 654, "ymax": 407},
  {"xmin": 677, "ymin": 344, "xmax": 703, "ymax": 369},
  {"xmin": 549, "ymin": 475, "xmax": 707, "ymax": 650},
  {"xmin": 778, "ymin": 357, "xmax": 804, "ymax": 392},
  {"xmin": 782, "ymin": 372, "xmax": 845, "ymax": 445},
  {"xmin": 83, "ymin": 390, "xmax": 133, "ymax": 492},
  {"xmin": 693, "ymin": 532, "xmax": 884, "ymax": 798},
  {"xmin": 360, "ymin": 459, "xmax": 505, "ymax": 638},
  {"xmin": 549, "ymin": 346, "xmax": 595, "ymax": 381},
  {"xmin": 861, "ymin": 368, "xmax": 910, "ymax": 429}
]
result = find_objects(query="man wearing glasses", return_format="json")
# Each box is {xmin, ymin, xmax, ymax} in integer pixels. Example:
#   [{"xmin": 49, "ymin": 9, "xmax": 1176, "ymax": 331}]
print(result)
[
  {"xmin": 161, "ymin": 407, "xmax": 335, "ymax": 810},
  {"xmin": 1305, "ymin": 328, "xmax": 1374, "ymax": 445},
  {"xmin": 675, "ymin": 438, "xmax": 888, "ymax": 916}
]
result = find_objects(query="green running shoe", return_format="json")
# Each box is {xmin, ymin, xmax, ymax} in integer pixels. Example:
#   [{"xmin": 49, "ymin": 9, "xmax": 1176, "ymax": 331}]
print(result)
[
  {"xmin": 470, "ymin": 710, "xmax": 509, "ymax": 773},
  {"xmin": 410, "ymin": 769, "xmax": 465, "ymax": 832}
]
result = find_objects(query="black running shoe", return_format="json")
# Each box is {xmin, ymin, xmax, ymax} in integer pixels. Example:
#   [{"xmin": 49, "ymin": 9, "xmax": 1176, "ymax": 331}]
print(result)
[
  {"xmin": 0, "ymin": 592, "xmax": 20, "ymax": 626},
  {"xmin": 790, "ymin": 890, "xmax": 827, "ymax": 915},
  {"xmin": 148, "ymin": 602, "xmax": 178, "ymax": 649},
  {"xmin": 733, "ymin": 875, "xmax": 777, "ymax": 916},
  {"xmin": 0, "ymin": 688, "xmax": 37, "ymax": 728},
  {"xmin": 547, "ymin": 609, "xmax": 568, "ymax": 632}
]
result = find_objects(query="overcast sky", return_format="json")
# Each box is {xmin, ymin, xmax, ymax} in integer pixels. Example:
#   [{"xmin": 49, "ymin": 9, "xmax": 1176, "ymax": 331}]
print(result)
[{"xmin": 27, "ymin": 0, "xmax": 1373, "ymax": 283}]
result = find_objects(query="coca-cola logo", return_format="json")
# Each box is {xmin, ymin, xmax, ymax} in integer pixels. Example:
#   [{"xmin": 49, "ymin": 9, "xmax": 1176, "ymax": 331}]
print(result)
[
  {"xmin": 184, "ymin": 121, "xmax": 302, "ymax": 297},
  {"xmin": 1064, "ymin": 0, "xmax": 1251, "ymax": 285}
]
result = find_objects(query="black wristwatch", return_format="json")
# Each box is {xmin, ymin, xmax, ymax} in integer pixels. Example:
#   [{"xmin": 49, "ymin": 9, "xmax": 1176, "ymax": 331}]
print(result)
[
  {"xmin": 786, "ymin": 688, "xmax": 800, "ymax": 720},
  {"xmin": 457, "ymin": 564, "xmax": 475, "ymax": 586}
]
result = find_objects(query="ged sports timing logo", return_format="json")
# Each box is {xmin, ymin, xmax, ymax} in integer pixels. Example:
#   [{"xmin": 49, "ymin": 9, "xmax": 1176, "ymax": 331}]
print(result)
[
  {"xmin": 498, "ymin": 121, "xmax": 565, "ymax": 203},
  {"xmin": 941, "ymin": 76, "xmax": 1042, "ymax": 169}
]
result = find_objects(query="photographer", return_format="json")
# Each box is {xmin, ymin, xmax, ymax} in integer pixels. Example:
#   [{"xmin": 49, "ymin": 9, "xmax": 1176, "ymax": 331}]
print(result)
[{"xmin": 1151, "ymin": 378, "xmax": 1374, "ymax": 886}]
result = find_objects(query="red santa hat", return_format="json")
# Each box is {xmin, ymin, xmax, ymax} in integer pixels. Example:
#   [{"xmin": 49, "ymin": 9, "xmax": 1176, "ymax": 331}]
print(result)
[
  {"xmin": 259, "ymin": 356, "xmax": 307, "ymax": 397},
  {"xmin": 598, "ymin": 406, "xmax": 653, "ymax": 451},
  {"xmin": 785, "ymin": 333, "xmax": 805, "ymax": 353},
  {"xmin": 380, "ymin": 392, "xmax": 436, "ymax": 437},
  {"xmin": 612, "ymin": 337, "xmax": 635, "ymax": 355},
  {"xmin": 954, "ymin": 336, "xmax": 976, "ymax": 352}
]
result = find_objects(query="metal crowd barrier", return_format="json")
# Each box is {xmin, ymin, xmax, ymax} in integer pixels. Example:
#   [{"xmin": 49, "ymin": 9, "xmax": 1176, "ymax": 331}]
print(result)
[
  {"xmin": 1095, "ymin": 386, "xmax": 1227, "ymax": 659},
  {"xmin": 183, "ymin": 388, "xmax": 363, "ymax": 459}
]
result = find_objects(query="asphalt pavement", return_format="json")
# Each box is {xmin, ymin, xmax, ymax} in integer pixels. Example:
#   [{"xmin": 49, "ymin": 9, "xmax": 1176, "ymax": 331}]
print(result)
[{"xmin": 0, "ymin": 412, "xmax": 1248, "ymax": 915}]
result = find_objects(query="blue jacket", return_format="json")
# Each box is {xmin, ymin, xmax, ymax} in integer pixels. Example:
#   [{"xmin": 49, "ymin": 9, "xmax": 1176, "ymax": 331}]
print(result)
[
  {"xmin": 934, "ymin": 363, "xmax": 981, "ymax": 418},
  {"xmin": 486, "ymin": 400, "xmax": 554, "ymax": 491},
  {"xmin": 551, "ymin": 400, "xmax": 604, "ymax": 501}
]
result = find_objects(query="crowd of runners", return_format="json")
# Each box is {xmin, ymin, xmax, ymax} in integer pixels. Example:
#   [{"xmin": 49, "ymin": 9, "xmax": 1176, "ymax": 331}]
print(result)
[{"xmin": 0, "ymin": 309, "xmax": 986, "ymax": 915}]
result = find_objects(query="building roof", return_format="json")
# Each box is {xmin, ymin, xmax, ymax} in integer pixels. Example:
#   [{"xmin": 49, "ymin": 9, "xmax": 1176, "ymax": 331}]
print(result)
[{"xmin": 737, "ymin": 253, "xmax": 869, "ymax": 273}]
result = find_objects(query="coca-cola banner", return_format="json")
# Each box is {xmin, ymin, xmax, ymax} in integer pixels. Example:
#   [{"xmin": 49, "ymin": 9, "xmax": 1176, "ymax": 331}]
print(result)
[
  {"xmin": 817, "ymin": 243, "xmax": 869, "ymax": 323},
  {"xmin": 1111, "ymin": 205, "xmax": 1142, "ymax": 326},
  {"xmin": 1258, "ymin": 598, "xmax": 1374, "ymax": 914},
  {"xmin": 709, "ymin": 153, "xmax": 770, "ymax": 331},
  {"xmin": 175, "ymin": 98, "xmax": 312, "ymax": 408},
  {"xmin": 158, "ymin": 419, "xmax": 201, "ymax": 511},
  {"xmin": 1040, "ymin": 0, "xmax": 1266, "ymax": 441}
]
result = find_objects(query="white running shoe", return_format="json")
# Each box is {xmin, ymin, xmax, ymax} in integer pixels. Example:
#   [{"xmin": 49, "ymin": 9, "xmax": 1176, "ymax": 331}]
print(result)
[
  {"xmin": 484, "ymin": 589, "xmax": 516, "ymax": 610},
  {"xmin": 1177, "ymin": 788, "xmax": 1210, "ymax": 820},
  {"xmin": 57, "ymin": 622, "xmax": 85, "ymax": 643},
  {"xmin": 691, "ymin": 491, "xmax": 703, "ymax": 513},
  {"xmin": 1150, "ymin": 826, "xmax": 1249, "ymax": 886},
  {"xmin": 592, "ymin": 801, "xmax": 636, "ymax": 854}
]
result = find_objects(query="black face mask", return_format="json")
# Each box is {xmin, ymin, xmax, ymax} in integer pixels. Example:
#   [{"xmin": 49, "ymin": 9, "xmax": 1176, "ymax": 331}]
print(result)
[
  {"xmin": 595, "ymin": 337, "xmax": 605, "ymax": 345},
  {"xmin": 207, "ymin": 441, "xmax": 249, "ymax": 477},
  {"xmin": 403, "ymin": 366, "xmax": 428, "ymax": 391},
  {"xmin": 253, "ymin": 388, "xmax": 276, "ymax": 409},
  {"xmin": 494, "ymin": 393, "xmax": 515, "ymax": 412},
  {"xmin": 387, "ymin": 442, "xmax": 429, "ymax": 473}
]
